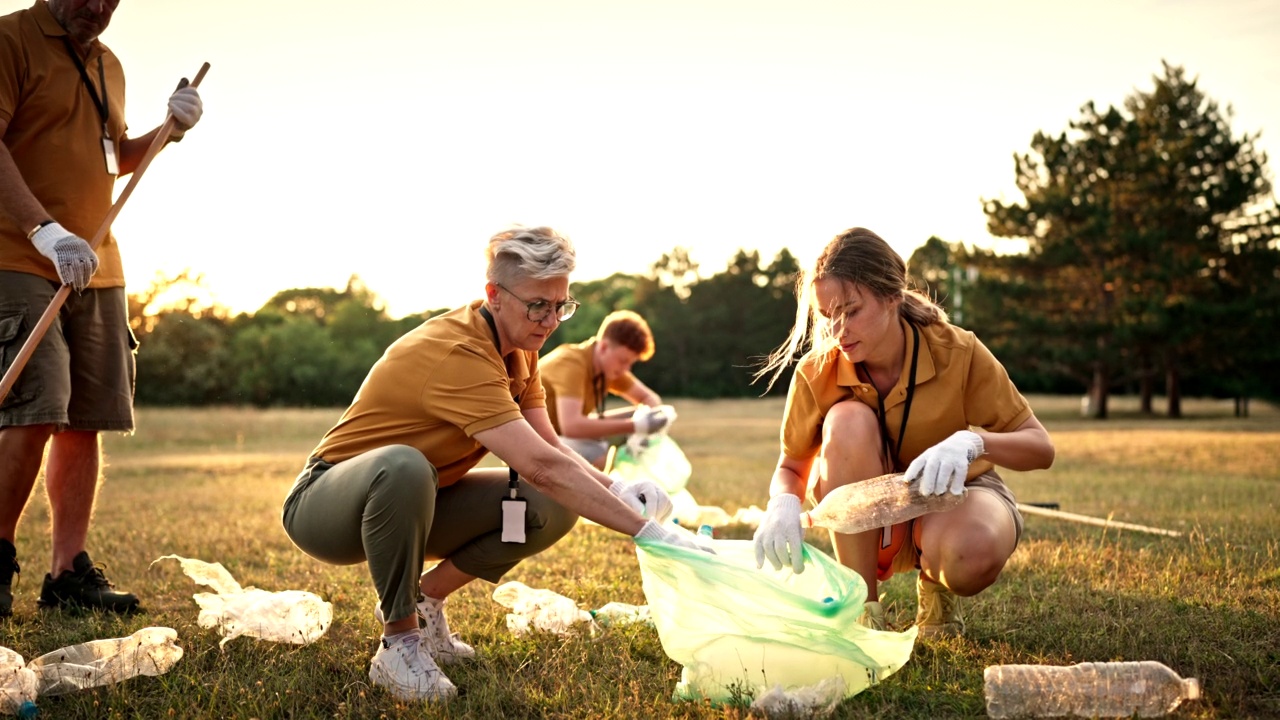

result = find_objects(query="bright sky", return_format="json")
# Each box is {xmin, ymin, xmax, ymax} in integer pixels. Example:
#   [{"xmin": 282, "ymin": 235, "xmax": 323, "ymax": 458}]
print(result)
[{"xmin": 9, "ymin": 0, "xmax": 1278, "ymax": 318}]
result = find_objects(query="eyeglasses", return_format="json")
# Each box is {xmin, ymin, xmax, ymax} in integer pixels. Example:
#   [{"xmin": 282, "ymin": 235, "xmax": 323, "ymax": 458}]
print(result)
[{"xmin": 497, "ymin": 284, "xmax": 580, "ymax": 322}]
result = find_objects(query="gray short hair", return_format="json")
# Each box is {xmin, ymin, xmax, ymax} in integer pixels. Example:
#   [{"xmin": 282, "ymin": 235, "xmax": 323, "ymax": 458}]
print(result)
[{"xmin": 485, "ymin": 226, "xmax": 576, "ymax": 286}]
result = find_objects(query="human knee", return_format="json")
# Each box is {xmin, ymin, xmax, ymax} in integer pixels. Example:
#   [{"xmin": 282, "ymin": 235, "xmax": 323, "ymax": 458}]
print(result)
[
  {"xmin": 370, "ymin": 446, "xmax": 437, "ymax": 504},
  {"xmin": 823, "ymin": 400, "xmax": 880, "ymax": 446},
  {"xmin": 527, "ymin": 501, "xmax": 579, "ymax": 546},
  {"xmin": 924, "ymin": 544, "xmax": 1005, "ymax": 596}
]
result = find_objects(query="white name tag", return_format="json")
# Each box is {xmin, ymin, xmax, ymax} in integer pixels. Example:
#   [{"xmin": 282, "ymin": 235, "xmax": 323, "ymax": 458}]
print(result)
[
  {"xmin": 102, "ymin": 136, "xmax": 119, "ymax": 176},
  {"xmin": 501, "ymin": 497, "xmax": 527, "ymax": 543}
]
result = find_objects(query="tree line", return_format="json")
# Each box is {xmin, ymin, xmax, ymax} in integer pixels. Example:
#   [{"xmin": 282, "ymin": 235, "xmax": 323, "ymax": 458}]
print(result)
[{"xmin": 129, "ymin": 63, "xmax": 1277, "ymax": 415}]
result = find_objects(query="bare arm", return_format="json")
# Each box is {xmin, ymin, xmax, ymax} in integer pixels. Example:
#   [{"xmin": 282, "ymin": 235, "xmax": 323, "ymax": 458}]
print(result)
[
  {"xmin": 474, "ymin": 417, "xmax": 645, "ymax": 535},
  {"xmin": 978, "ymin": 414, "xmax": 1055, "ymax": 471},
  {"xmin": 116, "ymin": 125, "xmax": 178, "ymax": 176},
  {"xmin": 0, "ymin": 121, "xmax": 52, "ymax": 231},
  {"xmin": 524, "ymin": 405, "xmax": 617, "ymax": 485},
  {"xmin": 767, "ymin": 452, "xmax": 815, "ymax": 500},
  {"xmin": 557, "ymin": 396, "xmax": 643, "ymax": 439},
  {"xmin": 619, "ymin": 377, "xmax": 661, "ymax": 407}
]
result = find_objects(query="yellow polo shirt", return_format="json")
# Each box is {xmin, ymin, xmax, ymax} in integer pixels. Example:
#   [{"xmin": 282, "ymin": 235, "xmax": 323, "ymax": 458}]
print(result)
[
  {"xmin": 539, "ymin": 338, "xmax": 636, "ymax": 433},
  {"xmin": 781, "ymin": 318, "xmax": 1032, "ymax": 479},
  {"xmin": 312, "ymin": 300, "xmax": 547, "ymax": 487},
  {"xmin": 0, "ymin": 1, "xmax": 128, "ymax": 287}
]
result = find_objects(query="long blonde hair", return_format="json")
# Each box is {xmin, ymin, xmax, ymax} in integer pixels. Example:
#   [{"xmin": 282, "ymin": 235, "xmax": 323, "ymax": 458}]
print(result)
[{"xmin": 754, "ymin": 227, "xmax": 947, "ymax": 391}]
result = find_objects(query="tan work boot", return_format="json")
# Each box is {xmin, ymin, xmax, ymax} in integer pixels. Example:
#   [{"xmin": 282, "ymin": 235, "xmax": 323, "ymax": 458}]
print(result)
[
  {"xmin": 915, "ymin": 574, "xmax": 964, "ymax": 638},
  {"xmin": 856, "ymin": 600, "xmax": 889, "ymax": 631}
]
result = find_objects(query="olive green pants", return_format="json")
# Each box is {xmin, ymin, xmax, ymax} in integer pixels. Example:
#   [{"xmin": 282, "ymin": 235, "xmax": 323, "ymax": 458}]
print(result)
[{"xmin": 282, "ymin": 445, "xmax": 578, "ymax": 624}]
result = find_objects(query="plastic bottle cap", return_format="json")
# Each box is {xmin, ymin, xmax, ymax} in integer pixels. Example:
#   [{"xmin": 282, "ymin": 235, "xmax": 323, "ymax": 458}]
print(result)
[{"xmin": 1184, "ymin": 678, "xmax": 1201, "ymax": 700}]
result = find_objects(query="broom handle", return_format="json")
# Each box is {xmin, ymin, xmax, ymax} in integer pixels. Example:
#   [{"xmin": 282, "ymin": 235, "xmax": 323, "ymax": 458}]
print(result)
[
  {"xmin": 1016, "ymin": 503, "xmax": 1183, "ymax": 538},
  {"xmin": 0, "ymin": 63, "xmax": 210, "ymax": 406}
]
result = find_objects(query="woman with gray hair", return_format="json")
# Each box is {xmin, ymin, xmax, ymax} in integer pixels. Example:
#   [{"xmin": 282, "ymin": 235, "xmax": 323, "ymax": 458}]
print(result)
[{"xmin": 280, "ymin": 226, "xmax": 703, "ymax": 703}]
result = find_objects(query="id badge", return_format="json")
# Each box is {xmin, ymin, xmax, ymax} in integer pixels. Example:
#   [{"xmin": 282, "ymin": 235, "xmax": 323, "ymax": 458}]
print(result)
[
  {"xmin": 102, "ymin": 136, "xmax": 119, "ymax": 176},
  {"xmin": 501, "ymin": 497, "xmax": 527, "ymax": 543}
]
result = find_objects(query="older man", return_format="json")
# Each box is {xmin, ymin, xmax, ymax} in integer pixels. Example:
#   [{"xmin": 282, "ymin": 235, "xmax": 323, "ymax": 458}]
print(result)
[{"xmin": 0, "ymin": 0, "xmax": 203, "ymax": 617}]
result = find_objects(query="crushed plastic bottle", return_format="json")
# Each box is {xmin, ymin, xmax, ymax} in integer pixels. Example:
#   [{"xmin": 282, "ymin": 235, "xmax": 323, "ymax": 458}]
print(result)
[
  {"xmin": 27, "ymin": 627, "xmax": 184, "ymax": 696},
  {"xmin": 491, "ymin": 581, "xmax": 594, "ymax": 636},
  {"xmin": 590, "ymin": 602, "xmax": 652, "ymax": 627},
  {"xmin": 804, "ymin": 473, "xmax": 964, "ymax": 534},
  {"xmin": 983, "ymin": 661, "xmax": 1201, "ymax": 718}
]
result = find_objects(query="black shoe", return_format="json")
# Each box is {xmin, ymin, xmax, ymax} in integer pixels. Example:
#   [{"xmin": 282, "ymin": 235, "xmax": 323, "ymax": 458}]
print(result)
[
  {"xmin": 0, "ymin": 539, "xmax": 17, "ymax": 618},
  {"xmin": 38, "ymin": 551, "xmax": 140, "ymax": 613}
]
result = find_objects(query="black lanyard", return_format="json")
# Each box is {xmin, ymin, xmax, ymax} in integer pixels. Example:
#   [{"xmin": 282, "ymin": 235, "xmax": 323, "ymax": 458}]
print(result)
[
  {"xmin": 61, "ymin": 37, "xmax": 109, "ymax": 131},
  {"xmin": 859, "ymin": 322, "xmax": 920, "ymax": 471},
  {"xmin": 592, "ymin": 373, "xmax": 606, "ymax": 417},
  {"xmin": 480, "ymin": 305, "xmax": 521, "ymax": 488}
]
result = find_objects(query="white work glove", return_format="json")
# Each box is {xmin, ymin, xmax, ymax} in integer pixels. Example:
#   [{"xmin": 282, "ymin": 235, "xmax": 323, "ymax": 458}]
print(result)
[
  {"xmin": 609, "ymin": 479, "xmax": 674, "ymax": 523},
  {"xmin": 634, "ymin": 520, "xmax": 714, "ymax": 554},
  {"xmin": 632, "ymin": 405, "xmax": 671, "ymax": 435},
  {"xmin": 31, "ymin": 222, "xmax": 98, "ymax": 291},
  {"xmin": 905, "ymin": 430, "xmax": 985, "ymax": 496},
  {"xmin": 753, "ymin": 494, "xmax": 806, "ymax": 574},
  {"xmin": 167, "ymin": 84, "xmax": 202, "ymax": 140}
]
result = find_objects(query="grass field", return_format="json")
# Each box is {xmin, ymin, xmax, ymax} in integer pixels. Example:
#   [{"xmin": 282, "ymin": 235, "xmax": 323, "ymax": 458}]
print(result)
[{"xmin": 1, "ymin": 396, "xmax": 1277, "ymax": 718}]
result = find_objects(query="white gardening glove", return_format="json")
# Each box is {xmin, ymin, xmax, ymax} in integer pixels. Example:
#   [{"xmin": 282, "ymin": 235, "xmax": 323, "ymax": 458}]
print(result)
[
  {"xmin": 753, "ymin": 494, "xmax": 806, "ymax": 574},
  {"xmin": 31, "ymin": 222, "xmax": 98, "ymax": 291},
  {"xmin": 167, "ymin": 84, "xmax": 202, "ymax": 140},
  {"xmin": 632, "ymin": 405, "xmax": 671, "ymax": 436},
  {"xmin": 905, "ymin": 430, "xmax": 985, "ymax": 496},
  {"xmin": 609, "ymin": 479, "xmax": 674, "ymax": 523},
  {"xmin": 634, "ymin": 520, "xmax": 715, "ymax": 554}
]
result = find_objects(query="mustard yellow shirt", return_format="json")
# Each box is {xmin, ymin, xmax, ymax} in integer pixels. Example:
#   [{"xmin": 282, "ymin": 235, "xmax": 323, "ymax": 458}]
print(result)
[
  {"xmin": 539, "ymin": 338, "xmax": 636, "ymax": 433},
  {"xmin": 0, "ymin": 1, "xmax": 128, "ymax": 286},
  {"xmin": 781, "ymin": 317, "xmax": 1032, "ymax": 478},
  {"xmin": 312, "ymin": 300, "xmax": 547, "ymax": 487}
]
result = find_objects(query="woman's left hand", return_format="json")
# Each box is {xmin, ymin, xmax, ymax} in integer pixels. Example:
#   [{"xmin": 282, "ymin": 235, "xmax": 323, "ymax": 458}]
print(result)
[{"xmin": 905, "ymin": 430, "xmax": 984, "ymax": 496}]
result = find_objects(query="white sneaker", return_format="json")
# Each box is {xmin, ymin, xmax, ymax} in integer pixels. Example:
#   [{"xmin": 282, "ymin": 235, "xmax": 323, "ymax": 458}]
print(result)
[
  {"xmin": 374, "ymin": 595, "xmax": 476, "ymax": 664},
  {"xmin": 368, "ymin": 633, "xmax": 457, "ymax": 702}
]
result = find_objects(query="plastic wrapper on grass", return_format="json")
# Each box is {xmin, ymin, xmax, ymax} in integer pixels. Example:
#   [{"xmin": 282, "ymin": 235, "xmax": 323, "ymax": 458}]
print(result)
[
  {"xmin": 635, "ymin": 537, "xmax": 915, "ymax": 705},
  {"xmin": 0, "ymin": 647, "xmax": 38, "ymax": 714},
  {"xmin": 25, "ymin": 627, "xmax": 182, "ymax": 696},
  {"xmin": 491, "ymin": 581, "xmax": 595, "ymax": 636},
  {"xmin": 153, "ymin": 555, "xmax": 332, "ymax": 647}
]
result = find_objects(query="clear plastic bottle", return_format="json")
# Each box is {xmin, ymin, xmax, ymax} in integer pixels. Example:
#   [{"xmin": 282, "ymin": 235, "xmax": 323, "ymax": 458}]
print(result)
[
  {"xmin": 804, "ymin": 473, "xmax": 964, "ymax": 534},
  {"xmin": 983, "ymin": 661, "xmax": 1201, "ymax": 718}
]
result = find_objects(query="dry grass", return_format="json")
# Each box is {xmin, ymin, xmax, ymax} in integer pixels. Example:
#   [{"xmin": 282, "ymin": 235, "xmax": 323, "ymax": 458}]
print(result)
[{"xmin": 0, "ymin": 396, "xmax": 1276, "ymax": 718}]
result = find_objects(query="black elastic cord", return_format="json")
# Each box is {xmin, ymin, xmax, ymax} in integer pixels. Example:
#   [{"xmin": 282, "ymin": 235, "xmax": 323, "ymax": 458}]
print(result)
[
  {"xmin": 861, "ymin": 322, "xmax": 920, "ymax": 471},
  {"xmin": 481, "ymin": 305, "xmax": 522, "ymax": 491},
  {"xmin": 61, "ymin": 37, "xmax": 108, "ymax": 126},
  {"xmin": 592, "ymin": 373, "xmax": 606, "ymax": 417}
]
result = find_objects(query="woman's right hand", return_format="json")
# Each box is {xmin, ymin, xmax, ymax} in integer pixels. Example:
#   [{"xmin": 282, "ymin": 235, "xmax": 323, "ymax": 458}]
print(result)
[{"xmin": 753, "ymin": 494, "xmax": 805, "ymax": 574}]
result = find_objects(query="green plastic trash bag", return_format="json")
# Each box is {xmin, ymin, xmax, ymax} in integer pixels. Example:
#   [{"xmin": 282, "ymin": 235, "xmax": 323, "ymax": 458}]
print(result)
[
  {"xmin": 636, "ymin": 535, "xmax": 916, "ymax": 705},
  {"xmin": 610, "ymin": 434, "xmax": 691, "ymax": 493}
]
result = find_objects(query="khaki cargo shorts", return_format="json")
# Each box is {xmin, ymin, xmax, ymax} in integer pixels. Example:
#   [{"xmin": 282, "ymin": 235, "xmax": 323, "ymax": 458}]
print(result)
[{"xmin": 0, "ymin": 271, "xmax": 136, "ymax": 432}]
